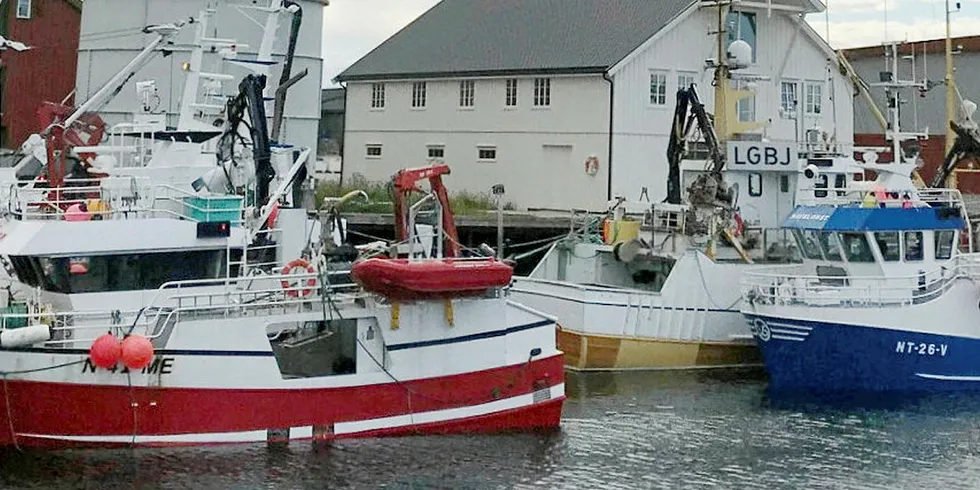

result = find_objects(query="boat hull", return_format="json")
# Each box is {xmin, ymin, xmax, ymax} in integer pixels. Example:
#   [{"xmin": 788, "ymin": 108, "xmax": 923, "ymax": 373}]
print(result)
[
  {"xmin": 557, "ymin": 328, "xmax": 761, "ymax": 371},
  {"xmin": 747, "ymin": 314, "xmax": 980, "ymax": 394},
  {"xmin": 0, "ymin": 353, "xmax": 564, "ymax": 448}
]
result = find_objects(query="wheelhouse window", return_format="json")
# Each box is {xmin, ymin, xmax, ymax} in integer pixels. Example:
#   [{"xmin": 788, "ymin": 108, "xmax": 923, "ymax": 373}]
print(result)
[
  {"xmin": 935, "ymin": 230, "xmax": 955, "ymax": 260},
  {"xmin": 840, "ymin": 233, "xmax": 875, "ymax": 263},
  {"xmin": 793, "ymin": 229, "xmax": 823, "ymax": 260},
  {"xmin": 818, "ymin": 232, "xmax": 842, "ymax": 261},
  {"xmin": 904, "ymin": 231, "xmax": 923, "ymax": 261},
  {"xmin": 814, "ymin": 174, "xmax": 828, "ymax": 198},
  {"xmin": 748, "ymin": 173, "xmax": 762, "ymax": 196},
  {"xmin": 874, "ymin": 232, "xmax": 901, "ymax": 261},
  {"xmin": 10, "ymin": 250, "xmax": 231, "ymax": 294}
]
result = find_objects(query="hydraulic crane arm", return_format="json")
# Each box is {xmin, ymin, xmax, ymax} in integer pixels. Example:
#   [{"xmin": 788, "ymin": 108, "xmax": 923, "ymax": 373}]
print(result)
[
  {"xmin": 391, "ymin": 164, "xmax": 461, "ymax": 258},
  {"xmin": 219, "ymin": 74, "xmax": 274, "ymax": 205}
]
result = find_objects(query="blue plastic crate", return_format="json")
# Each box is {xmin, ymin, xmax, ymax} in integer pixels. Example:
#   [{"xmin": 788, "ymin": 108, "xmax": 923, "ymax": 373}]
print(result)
[{"xmin": 183, "ymin": 196, "xmax": 243, "ymax": 226}]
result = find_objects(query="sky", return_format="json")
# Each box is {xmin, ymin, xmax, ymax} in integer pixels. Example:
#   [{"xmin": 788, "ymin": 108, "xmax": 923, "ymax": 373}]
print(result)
[{"xmin": 320, "ymin": 0, "xmax": 980, "ymax": 88}]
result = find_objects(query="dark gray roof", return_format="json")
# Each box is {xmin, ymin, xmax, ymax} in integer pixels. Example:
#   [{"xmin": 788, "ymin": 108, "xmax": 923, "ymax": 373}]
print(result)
[
  {"xmin": 321, "ymin": 88, "xmax": 345, "ymax": 113},
  {"xmin": 335, "ymin": 0, "xmax": 696, "ymax": 82}
]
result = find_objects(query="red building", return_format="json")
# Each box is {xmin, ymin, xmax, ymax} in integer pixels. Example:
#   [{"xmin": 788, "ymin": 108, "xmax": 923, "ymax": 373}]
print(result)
[{"xmin": 0, "ymin": 0, "xmax": 82, "ymax": 149}]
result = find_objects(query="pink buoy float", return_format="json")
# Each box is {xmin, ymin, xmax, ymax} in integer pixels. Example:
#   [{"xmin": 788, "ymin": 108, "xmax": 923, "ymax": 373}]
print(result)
[
  {"xmin": 89, "ymin": 333, "xmax": 121, "ymax": 369},
  {"xmin": 120, "ymin": 335, "xmax": 155, "ymax": 370}
]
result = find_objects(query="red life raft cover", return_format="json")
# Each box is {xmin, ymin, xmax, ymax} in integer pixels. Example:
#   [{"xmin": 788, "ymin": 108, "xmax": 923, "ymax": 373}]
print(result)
[{"xmin": 351, "ymin": 257, "xmax": 514, "ymax": 300}]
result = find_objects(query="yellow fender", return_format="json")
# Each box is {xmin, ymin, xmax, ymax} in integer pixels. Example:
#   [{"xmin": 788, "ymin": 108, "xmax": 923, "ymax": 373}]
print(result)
[
  {"xmin": 444, "ymin": 298, "xmax": 454, "ymax": 327},
  {"xmin": 391, "ymin": 301, "xmax": 400, "ymax": 330}
]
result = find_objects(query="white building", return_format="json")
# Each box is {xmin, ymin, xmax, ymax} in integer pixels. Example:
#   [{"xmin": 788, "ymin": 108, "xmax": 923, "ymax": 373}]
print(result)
[
  {"xmin": 336, "ymin": 0, "xmax": 854, "ymax": 211},
  {"xmin": 75, "ymin": 0, "xmax": 326, "ymax": 153}
]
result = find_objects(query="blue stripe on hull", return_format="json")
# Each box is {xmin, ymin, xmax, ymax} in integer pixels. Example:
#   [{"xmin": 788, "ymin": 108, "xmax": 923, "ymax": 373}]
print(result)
[{"xmin": 746, "ymin": 314, "xmax": 980, "ymax": 393}]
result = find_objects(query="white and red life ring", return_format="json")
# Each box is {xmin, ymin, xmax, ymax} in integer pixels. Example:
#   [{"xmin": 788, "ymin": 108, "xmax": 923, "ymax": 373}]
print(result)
[
  {"xmin": 281, "ymin": 258, "xmax": 317, "ymax": 297},
  {"xmin": 585, "ymin": 156, "xmax": 600, "ymax": 176}
]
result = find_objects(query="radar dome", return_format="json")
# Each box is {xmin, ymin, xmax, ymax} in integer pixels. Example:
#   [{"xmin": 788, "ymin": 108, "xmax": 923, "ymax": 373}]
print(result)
[{"xmin": 727, "ymin": 40, "xmax": 753, "ymax": 69}]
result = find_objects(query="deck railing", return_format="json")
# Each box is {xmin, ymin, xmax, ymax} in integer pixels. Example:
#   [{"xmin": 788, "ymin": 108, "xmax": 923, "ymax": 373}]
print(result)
[
  {"xmin": 3, "ymin": 178, "xmax": 246, "ymax": 225},
  {"xmin": 740, "ymin": 254, "xmax": 980, "ymax": 308}
]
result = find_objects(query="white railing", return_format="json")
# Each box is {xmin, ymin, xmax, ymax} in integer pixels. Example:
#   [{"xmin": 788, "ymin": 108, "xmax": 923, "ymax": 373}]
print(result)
[
  {"xmin": 0, "ymin": 268, "xmax": 364, "ymax": 348},
  {"xmin": 741, "ymin": 254, "xmax": 980, "ymax": 308},
  {"xmin": 794, "ymin": 185, "xmax": 968, "ymax": 209},
  {"xmin": 3, "ymin": 178, "xmax": 246, "ymax": 225}
]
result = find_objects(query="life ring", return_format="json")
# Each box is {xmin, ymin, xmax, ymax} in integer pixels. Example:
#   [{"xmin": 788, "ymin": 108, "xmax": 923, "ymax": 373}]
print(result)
[
  {"xmin": 585, "ymin": 156, "xmax": 599, "ymax": 176},
  {"xmin": 281, "ymin": 258, "xmax": 316, "ymax": 297}
]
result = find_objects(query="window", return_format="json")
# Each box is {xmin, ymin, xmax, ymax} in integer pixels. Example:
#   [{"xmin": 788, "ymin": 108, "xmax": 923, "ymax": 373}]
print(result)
[
  {"xmin": 738, "ymin": 94, "xmax": 756, "ymax": 122},
  {"xmin": 904, "ymin": 231, "xmax": 923, "ymax": 261},
  {"xmin": 818, "ymin": 232, "xmax": 843, "ymax": 261},
  {"xmin": 779, "ymin": 174, "xmax": 790, "ymax": 193},
  {"xmin": 370, "ymin": 83, "xmax": 385, "ymax": 109},
  {"xmin": 794, "ymin": 230, "xmax": 824, "ymax": 260},
  {"xmin": 677, "ymin": 72, "xmax": 697, "ymax": 91},
  {"xmin": 748, "ymin": 173, "xmax": 762, "ymax": 196},
  {"xmin": 505, "ymin": 79, "xmax": 518, "ymax": 107},
  {"xmin": 935, "ymin": 230, "xmax": 955, "ymax": 260},
  {"xmin": 875, "ymin": 232, "xmax": 901, "ymax": 261},
  {"xmin": 459, "ymin": 80, "xmax": 475, "ymax": 108},
  {"xmin": 366, "ymin": 145, "xmax": 382, "ymax": 158},
  {"xmin": 533, "ymin": 78, "xmax": 550, "ymax": 107},
  {"xmin": 411, "ymin": 82, "xmax": 427, "ymax": 108},
  {"xmin": 649, "ymin": 71, "xmax": 668, "ymax": 106},
  {"xmin": 427, "ymin": 145, "xmax": 445, "ymax": 160},
  {"xmin": 840, "ymin": 233, "xmax": 875, "ymax": 262},
  {"xmin": 15, "ymin": 0, "xmax": 30, "ymax": 19},
  {"xmin": 780, "ymin": 81, "xmax": 798, "ymax": 119},
  {"xmin": 805, "ymin": 82, "xmax": 823, "ymax": 115},
  {"xmin": 726, "ymin": 11, "xmax": 757, "ymax": 63},
  {"xmin": 814, "ymin": 174, "xmax": 828, "ymax": 198},
  {"xmin": 477, "ymin": 146, "xmax": 497, "ymax": 162}
]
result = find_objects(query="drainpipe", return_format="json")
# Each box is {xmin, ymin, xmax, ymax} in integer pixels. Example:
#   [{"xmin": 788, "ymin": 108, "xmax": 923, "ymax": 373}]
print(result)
[{"xmin": 603, "ymin": 71, "xmax": 614, "ymax": 203}]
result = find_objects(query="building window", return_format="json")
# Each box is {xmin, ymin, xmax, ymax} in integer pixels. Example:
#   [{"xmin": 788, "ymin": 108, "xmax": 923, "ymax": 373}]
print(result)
[
  {"xmin": 805, "ymin": 81, "xmax": 823, "ymax": 115},
  {"xmin": 478, "ymin": 146, "xmax": 497, "ymax": 162},
  {"xmin": 780, "ymin": 81, "xmax": 798, "ymax": 119},
  {"xmin": 735, "ymin": 80, "xmax": 755, "ymax": 122},
  {"xmin": 366, "ymin": 144, "xmax": 382, "ymax": 159},
  {"xmin": 677, "ymin": 72, "xmax": 696, "ymax": 92},
  {"xmin": 370, "ymin": 83, "xmax": 385, "ymax": 109},
  {"xmin": 649, "ymin": 71, "xmax": 667, "ymax": 105},
  {"xmin": 16, "ymin": 0, "xmax": 30, "ymax": 19},
  {"xmin": 459, "ymin": 80, "xmax": 475, "ymax": 108},
  {"xmin": 726, "ymin": 11, "xmax": 757, "ymax": 63},
  {"xmin": 505, "ymin": 79, "xmax": 518, "ymax": 107},
  {"xmin": 533, "ymin": 78, "xmax": 550, "ymax": 107},
  {"xmin": 427, "ymin": 145, "xmax": 445, "ymax": 160},
  {"xmin": 412, "ymin": 82, "xmax": 427, "ymax": 108}
]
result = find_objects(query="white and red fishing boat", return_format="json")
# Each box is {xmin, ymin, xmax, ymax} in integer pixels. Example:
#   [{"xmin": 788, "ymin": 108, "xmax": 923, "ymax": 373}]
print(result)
[{"xmin": 0, "ymin": 27, "xmax": 564, "ymax": 448}]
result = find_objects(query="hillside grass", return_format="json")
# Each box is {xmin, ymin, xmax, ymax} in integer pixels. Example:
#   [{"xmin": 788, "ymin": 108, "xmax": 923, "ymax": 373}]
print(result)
[{"xmin": 316, "ymin": 173, "xmax": 516, "ymax": 216}]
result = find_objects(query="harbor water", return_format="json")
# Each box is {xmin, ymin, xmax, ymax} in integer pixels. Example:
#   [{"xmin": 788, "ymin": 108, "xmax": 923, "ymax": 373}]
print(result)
[{"xmin": 4, "ymin": 368, "xmax": 980, "ymax": 489}]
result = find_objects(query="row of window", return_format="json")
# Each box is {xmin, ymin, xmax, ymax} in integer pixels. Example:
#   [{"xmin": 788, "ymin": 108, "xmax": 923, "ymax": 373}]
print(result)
[
  {"xmin": 795, "ymin": 229, "xmax": 955, "ymax": 264},
  {"xmin": 365, "ymin": 144, "xmax": 497, "ymax": 162},
  {"xmin": 648, "ymin": 71, "xmax": 824, "ymax": 120},
  {"xmin": 369, "ymin": 78, "xmax": 552, "ymax": 110}
]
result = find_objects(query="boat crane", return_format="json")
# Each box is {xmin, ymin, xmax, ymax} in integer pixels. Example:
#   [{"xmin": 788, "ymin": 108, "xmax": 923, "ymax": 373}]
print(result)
[{"xmin": 391, "ymin": 164, "xmax": 462, "ymax": 258}]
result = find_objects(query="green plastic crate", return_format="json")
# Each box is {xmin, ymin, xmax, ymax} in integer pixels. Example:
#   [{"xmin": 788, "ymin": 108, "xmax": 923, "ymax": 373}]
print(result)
[{"xmin": 183, "ymin": 196, "xmax": 243, "ymax": 226}]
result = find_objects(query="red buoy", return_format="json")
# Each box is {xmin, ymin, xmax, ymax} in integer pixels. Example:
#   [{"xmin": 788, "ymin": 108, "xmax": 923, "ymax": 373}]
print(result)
[
  {"xmin": 89, "ymin": 334, "xmax": 121, "ymax": 369},
  {"xmin": 120, "ymin": 335, "xmax": 155, "ymax": 370}
]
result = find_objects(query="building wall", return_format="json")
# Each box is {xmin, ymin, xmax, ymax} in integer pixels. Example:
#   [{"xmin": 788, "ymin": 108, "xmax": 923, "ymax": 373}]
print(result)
[
  {"xmin": 74, "ymin": 0, "xmax": 324, "ymax": 152},
  {"xmin": 610, "ymin": 6, "xmax": 855, "ymax": 204},
  {"xmin": 1, "ymin": 0, "xmax": 81, "ymax": 148},
  {"xmin": 343, "ymin": 75, "xmax": 611, "ymax": 210}
]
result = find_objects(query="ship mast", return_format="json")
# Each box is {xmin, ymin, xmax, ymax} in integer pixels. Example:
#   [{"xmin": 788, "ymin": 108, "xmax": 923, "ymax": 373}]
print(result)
[
  {"xmin": 944, "ymin": 0, "xmax": 957, "ymax": 187},
  {"xmin": 714, "ymin": 3, "xmax": 731, "ymax": 145}
]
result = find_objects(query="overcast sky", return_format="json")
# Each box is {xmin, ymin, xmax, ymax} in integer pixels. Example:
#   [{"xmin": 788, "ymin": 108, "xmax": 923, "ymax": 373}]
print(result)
[{"xmin": 320, "ymin": 0, "xmax": 980, "ymax": 88}]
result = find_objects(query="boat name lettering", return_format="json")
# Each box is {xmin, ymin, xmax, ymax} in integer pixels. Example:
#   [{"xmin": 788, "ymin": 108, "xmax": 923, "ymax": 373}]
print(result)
[
  {"xmin": 727, "ymin": 142, "xmax": 794, "ymax": 169},
  {"xmin": 789, "ymin": 212, "xmax": 832, "ymax": 221},
  {"xmin": 81, "ymin": 357, "xmax": 175, "ymax": 375},
  {"xmin": 895, "ymin": 341, "xmax": 947, "ymax": 357}
]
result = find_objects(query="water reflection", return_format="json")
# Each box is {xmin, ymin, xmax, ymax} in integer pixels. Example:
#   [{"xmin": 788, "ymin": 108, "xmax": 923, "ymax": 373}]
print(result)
[{"xmin": 3, "ymin": 370, "xmax": 980, "ymax": 489}]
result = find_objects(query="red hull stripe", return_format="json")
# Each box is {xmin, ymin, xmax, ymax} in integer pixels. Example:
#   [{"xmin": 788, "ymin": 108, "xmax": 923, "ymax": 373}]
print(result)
[{"xmin": 387, "ymin": 320, "xmax": 554, "ymax": 351}]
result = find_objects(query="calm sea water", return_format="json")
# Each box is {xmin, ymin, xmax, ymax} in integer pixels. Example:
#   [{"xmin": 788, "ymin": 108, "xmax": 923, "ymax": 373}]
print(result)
[{"xmin": 4, "ymin": 369, "xmax": 980, "ymax": 489}]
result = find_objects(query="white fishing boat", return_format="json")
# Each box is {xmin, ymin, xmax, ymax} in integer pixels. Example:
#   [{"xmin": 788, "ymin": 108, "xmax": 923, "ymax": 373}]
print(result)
[
  {"xmin": 740, "ymin": 41, "xmax": 980, "ymax": 394},
  {"xmin": 509, "ymin": 2, "xmax": 875, "ymax": 371}
]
